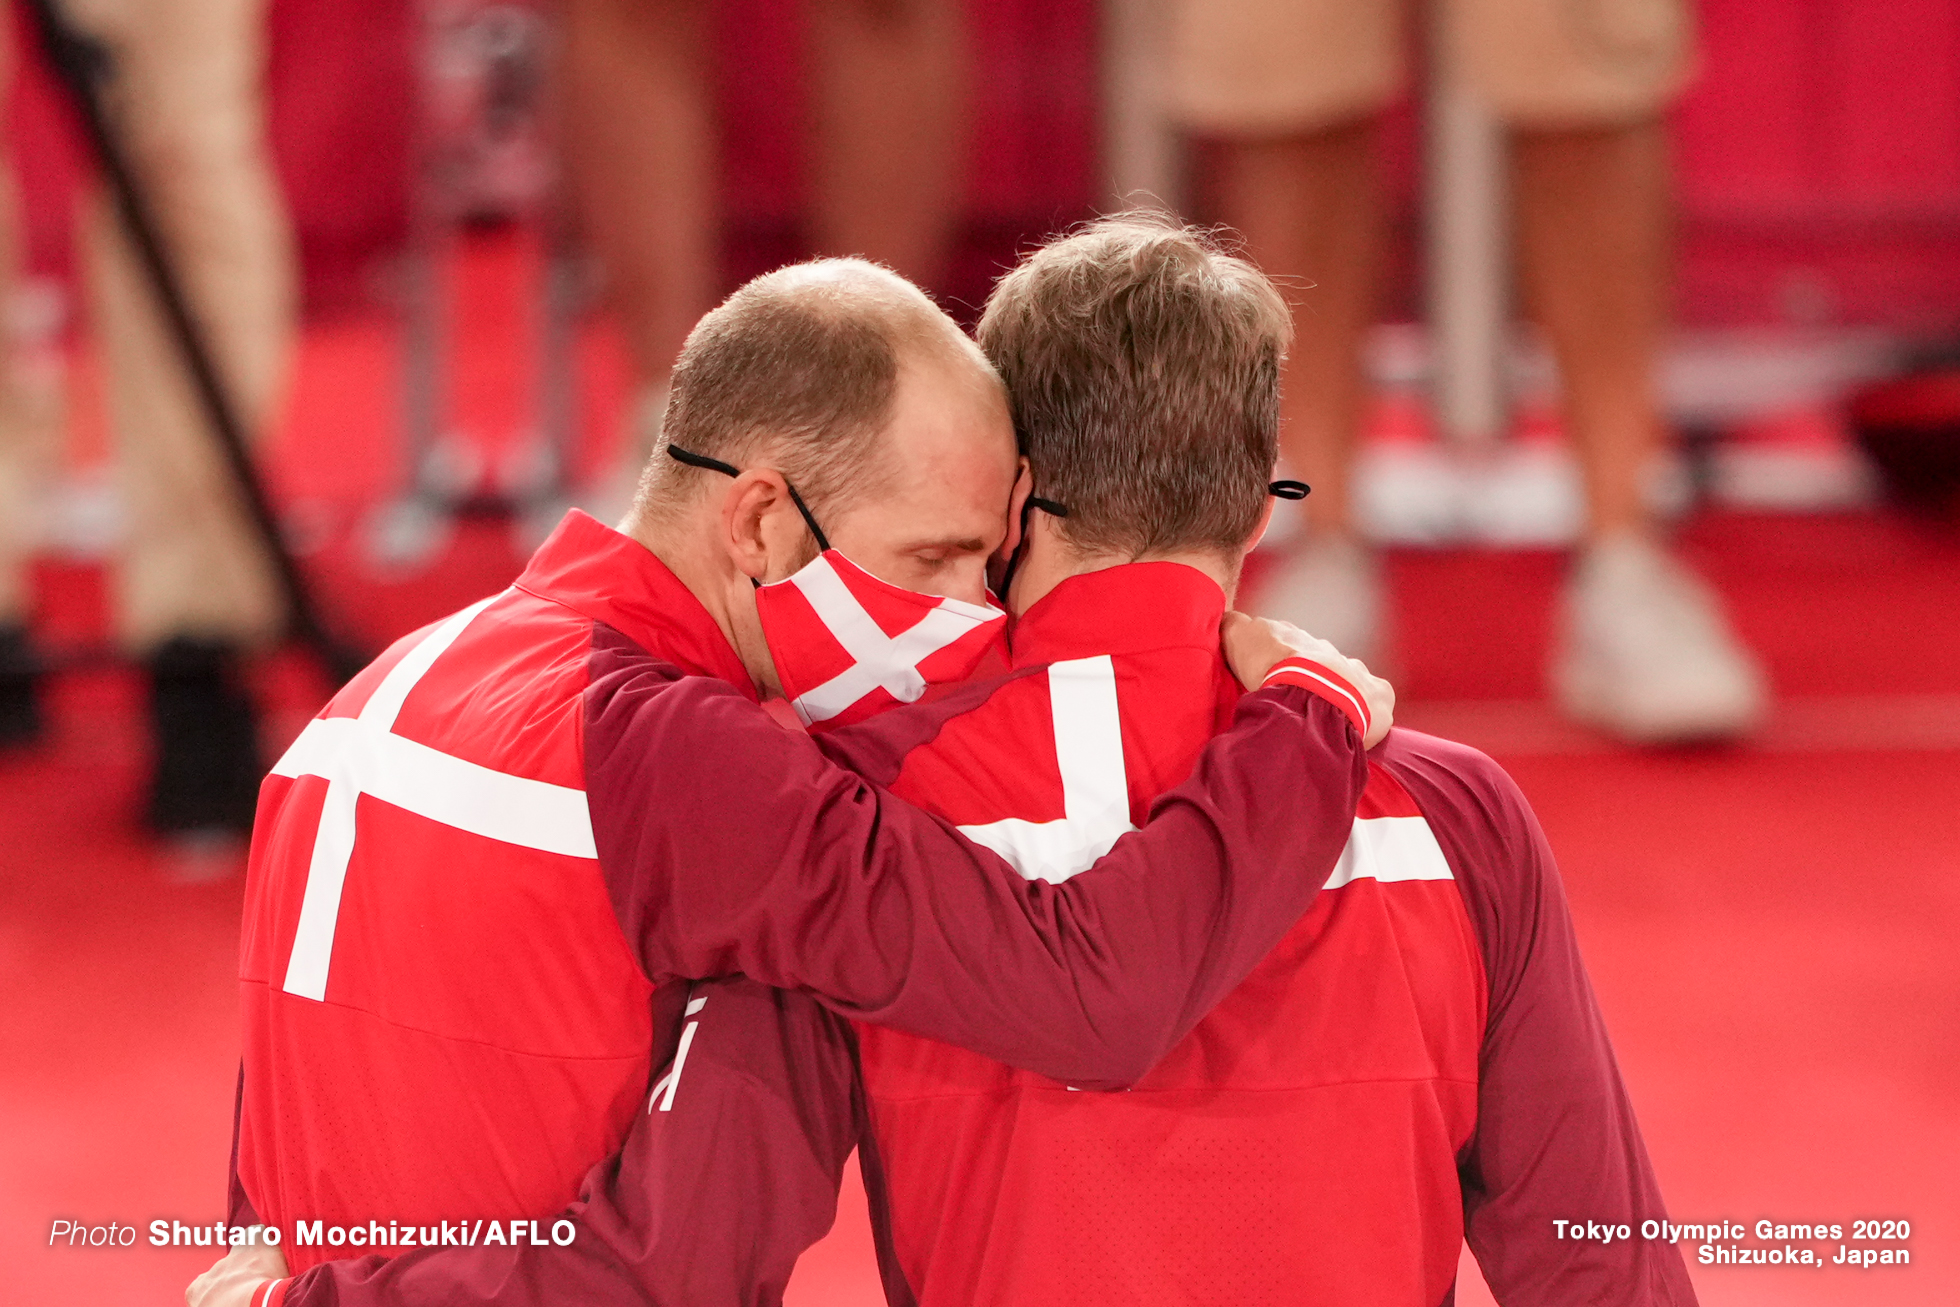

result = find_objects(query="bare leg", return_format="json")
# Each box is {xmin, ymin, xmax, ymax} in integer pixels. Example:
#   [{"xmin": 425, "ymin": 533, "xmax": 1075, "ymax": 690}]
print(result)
[
  {"xmin": 1212, "ymin": 117, "xmax": 1384, "ymax": 539},
  {"xmin": 0, "ymin": 7, "xmax": 35, "ymax": 630},
  {"xmin": 68, "ymin": 0, "xmax": 297, "ymax": 826},
  {"xmin": 1211, "ymin": 118, "xmax": 1387, "ymax": 660},
  {"xmin": 1510, "ymin": 120, "xmax": 1669, "ymax": 540},
  {"xmin": 809, "ymin": 0, "xmax": 967, "ymax": 289},
  {"xmin": 1519, "ymin": 121, "xmax": 1765, "ymax": 740},
  {"xmin": 559, "ymin": 0, "xmax": 716, "ymax": 388},
  {"xmin": 73, "ymin": 0, "xmax": 296, "ymax": 653}
]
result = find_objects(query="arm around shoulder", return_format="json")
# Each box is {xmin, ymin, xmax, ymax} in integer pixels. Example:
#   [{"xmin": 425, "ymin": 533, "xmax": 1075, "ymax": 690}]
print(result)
[{"xmin": 583, "ymin": 634, "xmax": 1370, "ymax": 1089}]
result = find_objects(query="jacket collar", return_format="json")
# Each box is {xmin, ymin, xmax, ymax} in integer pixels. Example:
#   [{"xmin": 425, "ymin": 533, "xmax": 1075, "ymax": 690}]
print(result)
[
  {"xmin": 514, "ymin": 510, "xmax": 758, "ymax": 701},
  {"xmin": 1009, "ymin": 561, "xmax": 1227, "ymax": 668}
]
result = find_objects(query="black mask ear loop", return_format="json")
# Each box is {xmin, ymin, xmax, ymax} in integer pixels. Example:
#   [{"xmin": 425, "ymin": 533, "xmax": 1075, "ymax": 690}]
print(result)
[
  {"xmin": 666, "ymin": 444, "xmax": 833, "ymax": 569},
  {"xmin": 998, "ymin": 493, "xmax": 1068, "ymax": 601},
  {"xmin": 996, "ymin": 479, "xmax": 1299, "ymax": 600}
]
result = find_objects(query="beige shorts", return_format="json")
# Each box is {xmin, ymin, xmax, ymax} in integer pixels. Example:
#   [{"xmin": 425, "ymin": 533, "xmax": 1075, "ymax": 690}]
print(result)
[{"xmin": 1172, "ymin": 0, "xmax": 1693, "ymax": 134}]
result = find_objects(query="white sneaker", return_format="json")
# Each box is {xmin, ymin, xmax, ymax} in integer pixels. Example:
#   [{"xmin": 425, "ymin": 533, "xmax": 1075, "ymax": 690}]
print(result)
[
  {"xmin": 1248, "ymin": 535, "xmax": 1386, "ymax": 669},
  {"xmin": 1553, "ymin": 532, "xmax": 1768, "ymax": 743}
]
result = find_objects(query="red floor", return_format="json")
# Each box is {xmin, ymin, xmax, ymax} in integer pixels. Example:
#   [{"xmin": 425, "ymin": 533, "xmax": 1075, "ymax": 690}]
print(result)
[{"xmin": 4, "ymin": 299, "xmax": 1958, "ymax": 1303}]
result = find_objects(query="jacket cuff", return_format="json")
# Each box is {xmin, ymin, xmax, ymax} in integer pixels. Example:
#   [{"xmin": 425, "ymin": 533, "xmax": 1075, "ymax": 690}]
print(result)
[
  {"xmin": 250, "ymin": 1278, "xmax": 288, "ymax": 1307},
  {"xmin": 1260, "ymin": 656, "xmax": 1370, "ymax": 739}
]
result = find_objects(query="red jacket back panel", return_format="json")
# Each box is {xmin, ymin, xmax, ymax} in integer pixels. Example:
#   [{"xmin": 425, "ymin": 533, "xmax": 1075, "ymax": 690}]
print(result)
[{"xmin": 856, "ymin": 563, "xmax": 1488, "ymax": 1306}]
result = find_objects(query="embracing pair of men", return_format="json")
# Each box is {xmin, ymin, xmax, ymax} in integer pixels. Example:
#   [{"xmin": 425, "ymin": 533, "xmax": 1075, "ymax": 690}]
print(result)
[{"xmin": 195, "ymin": 214, "xmax": 1690, "ymax": 1307}]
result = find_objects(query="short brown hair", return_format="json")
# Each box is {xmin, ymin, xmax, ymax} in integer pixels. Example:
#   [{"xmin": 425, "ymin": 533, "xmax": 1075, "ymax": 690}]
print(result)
[
  {"xmin": 638, "ymin": 259, "xmax": 987, "ymax": 522},
  {"xmin": 976, "ymin": 213, "xmax": 1291, "ymax": 558}
]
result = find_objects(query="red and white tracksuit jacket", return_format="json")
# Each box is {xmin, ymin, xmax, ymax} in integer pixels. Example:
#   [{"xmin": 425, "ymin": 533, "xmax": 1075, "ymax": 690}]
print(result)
[
  {"xmin": 260, "ymin": 556, "xmax": 1695, "ymax": 1307},
  {"xmin": 231, "ymin": 514, "xmax": 1374, "ymax": 1301},
  {"xmin": 845, "ymin": 563, "xmax": 1688, "ymax": 1305},
  {"xmin": 855, "ymin": 561, "xmax": 1484, "ymax": 1305}
]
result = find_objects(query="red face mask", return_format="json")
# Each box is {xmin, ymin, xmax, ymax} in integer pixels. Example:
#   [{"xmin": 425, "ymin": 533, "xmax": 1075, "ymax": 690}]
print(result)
[
  {"xmin": 755, "ymin": 549, "xmax": 1007, "ymax": 730},
  {"xmin": 663, "ymin": 442, "xmax": 1009, "ymax": 731}
]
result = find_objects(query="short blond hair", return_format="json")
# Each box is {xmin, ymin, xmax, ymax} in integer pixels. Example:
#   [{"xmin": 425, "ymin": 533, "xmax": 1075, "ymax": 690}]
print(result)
[{"xmin": 976, "ymin": 213, "xmax": 1291, "ymax": 558}]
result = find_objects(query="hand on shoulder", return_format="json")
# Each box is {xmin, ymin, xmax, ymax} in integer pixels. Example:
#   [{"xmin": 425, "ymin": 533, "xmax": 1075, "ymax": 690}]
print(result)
[{"xmin": 1221, "ymin": 612, "xmax": 1395, "ymax": 749}]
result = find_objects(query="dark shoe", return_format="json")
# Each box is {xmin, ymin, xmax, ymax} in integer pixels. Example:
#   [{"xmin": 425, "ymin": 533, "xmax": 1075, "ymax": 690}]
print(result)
[
  {"xmin": 144, "ymin": 637, "xmax": 264, "ymax": 836},
  {"xmin": 0, "ymin": 624, "xmax": 45, "ymax": 748}
]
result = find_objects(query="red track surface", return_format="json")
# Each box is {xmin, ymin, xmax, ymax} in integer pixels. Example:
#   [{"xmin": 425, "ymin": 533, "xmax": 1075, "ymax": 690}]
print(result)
[{"xmin": 3, "ymin": 308, "xmax": 1957, "ymax": 1303}]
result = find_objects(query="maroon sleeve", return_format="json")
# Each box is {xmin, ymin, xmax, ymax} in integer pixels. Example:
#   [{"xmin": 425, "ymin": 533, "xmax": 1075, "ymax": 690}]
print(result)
[
  {"xmin": 226, "ymin": 1063, "xmax": 259, "ymax": 1229},
  {"xmin": 1378, "ymin": 731, "xmax": 1698, "ymax": 1307},
  {"xmin": 278, "ymin": 978, "xmax": 867, "ymax": 1307},
  {"xmin": 583, "ymin": 624, "xmax": 1367, "ymax": 1090}
]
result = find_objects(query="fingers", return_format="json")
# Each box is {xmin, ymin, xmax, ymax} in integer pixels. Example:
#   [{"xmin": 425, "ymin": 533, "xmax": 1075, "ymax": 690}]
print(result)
[
  {"xmin": 186, "ymin": 1258, "xmax": 222, "ymax": 1307},
  {"xmin": 1356, "ymin": 662, "xmax": 1395, "ymax": 749},
  {"xmin": 1222, "ymin": 611, "xmax": 1396, "ymax": 747},
  {"xmin": 184, "ymin": 1239, "xmax": 286, "ymax": 1307},
  {"xmin": 1218, "ymin": 612, "xmax": 1259, "ymax": 688},
  {"xmin": 1220, "ymin": 612, "xmax": 1323, "ymax": 689}
]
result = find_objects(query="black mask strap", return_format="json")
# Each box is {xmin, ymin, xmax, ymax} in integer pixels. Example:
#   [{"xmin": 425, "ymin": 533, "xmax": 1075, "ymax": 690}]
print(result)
[
  {"xmin": 664, "ymin": 443, "xmax": 741, "ymax": 479},
  {"xmin": 666, "ymin": 443, "xmax": 831, "ymax": 553},
  {"xmin": 780, "ymin": 484, "xmax": 831, "ymax": 553},
  {"xmin": 999, "ymin": 481, "xmax": 1301, "ymax": 598},
  {"xmin": 999, "ymin": 493, "xmax": 1068, "ymax": 600}
]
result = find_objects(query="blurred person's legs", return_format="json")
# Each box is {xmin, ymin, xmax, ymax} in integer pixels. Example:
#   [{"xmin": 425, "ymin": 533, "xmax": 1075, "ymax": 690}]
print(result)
[
  {"xmin": 560, "ymin": 0, "xmax": 717, "ymax": 508},
  {"xmin": 1176, "ymin": 0, "xmax": 1401, "ymax": 664},
  {"xmin": 1210, "ymin": 120, "xmax": 1389, "ymax": 663},
  {"xmin": 1469, "ymin": 0, "xmax": 1765, "ymax": 739},
  {"xmin": 1181, "ymin": 0, "xmax": 1762, "ymax": 738},
  {"xmin": 72, "ymin": 0, "xmax": 298, "ymax": 829},
  {"xmin": 574, "ymin": 0, "xmax": 967, "ymax": 514},
  {"xmin": 809, "ymin": 0, "xmax": 967, "ymax": 289},
  {"xmin": 1510, "ymin": 126, "xmax": 1664, "ymax": 542},
  {"xmin": 0, "ymin": 10, "xmax": 46, "ymax": 746},
  {"xmin": 1511, "ymin": 121, "xmax": 1765, "ymax": 739}
]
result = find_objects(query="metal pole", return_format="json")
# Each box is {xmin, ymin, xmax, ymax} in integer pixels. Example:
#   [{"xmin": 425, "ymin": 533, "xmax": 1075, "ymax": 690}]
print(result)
[
  {"xmin": 1424, "ymin": 21, "xmax": 1510, "ymax": 449},
  {"xmin": 1101, "ymin": 0, "xmax": 1182, "ymax": 212}
]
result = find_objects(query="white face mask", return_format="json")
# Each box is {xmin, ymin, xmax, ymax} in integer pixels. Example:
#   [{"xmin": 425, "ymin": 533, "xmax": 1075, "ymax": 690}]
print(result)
[{"xmin": 668, "ymin": 444, "xmax": 1009, "ymax": 729}]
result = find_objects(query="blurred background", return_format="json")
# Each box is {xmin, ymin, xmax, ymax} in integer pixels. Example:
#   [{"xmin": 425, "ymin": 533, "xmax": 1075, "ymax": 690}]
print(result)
[{"xmin": 1, "ymin": 0, "xmax": 1956, "ymax": 1301}]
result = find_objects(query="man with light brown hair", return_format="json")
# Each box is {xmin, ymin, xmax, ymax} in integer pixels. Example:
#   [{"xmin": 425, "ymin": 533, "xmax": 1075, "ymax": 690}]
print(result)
[
  {"xmin": 978, "ymin": 212, "xmax": 1291, "ymax": 576},
  {"xmin": 847, "ymin": 213, "xmax": 1688, "ymax": 1304}
]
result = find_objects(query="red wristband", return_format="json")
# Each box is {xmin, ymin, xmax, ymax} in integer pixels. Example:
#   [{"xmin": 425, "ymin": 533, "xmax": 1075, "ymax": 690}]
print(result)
[
  {"xmin": 249, "ymin": 1278, "xmax": 289, "ymax": 1307},
  {"xmin": 1260, "ymin": 656, "xmax": 1370, "ymax": 738}
]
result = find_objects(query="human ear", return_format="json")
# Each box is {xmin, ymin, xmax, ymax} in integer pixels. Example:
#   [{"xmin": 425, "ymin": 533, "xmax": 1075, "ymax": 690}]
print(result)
[
  {"xmin": 986, "ymin": 458, "xmax": 1034, "ymax": 595},
  {"xmin": 719, "ymin": 470, "xmax": 799, "ymax": 582},
  {"xmin": 1244, "ymin": 496, "xmax": 1277, "ymax": 555},
  {"xmin": 993, "ymin": 459, "xmax": 1033, "ymax": 564}
]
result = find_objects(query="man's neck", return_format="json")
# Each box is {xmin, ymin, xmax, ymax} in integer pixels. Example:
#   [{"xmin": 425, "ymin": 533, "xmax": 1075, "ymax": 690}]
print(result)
[
  {"xmin": 621, "ymin": 505, "xmax": 778, "ymax": 693},
  {"xmin": 1007, "ymin": 518, "xmax": 1240, "ymax": 616}
]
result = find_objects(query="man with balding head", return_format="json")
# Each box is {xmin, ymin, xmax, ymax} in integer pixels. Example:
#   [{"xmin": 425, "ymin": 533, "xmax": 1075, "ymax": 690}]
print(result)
[
  {"xmin": 631, "ymin": 260, "xmax": 1026, "ymax": 689},
  {"xmin": 206, "ymin": 258, "xmax": 1389, "ymax": 1306}
]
